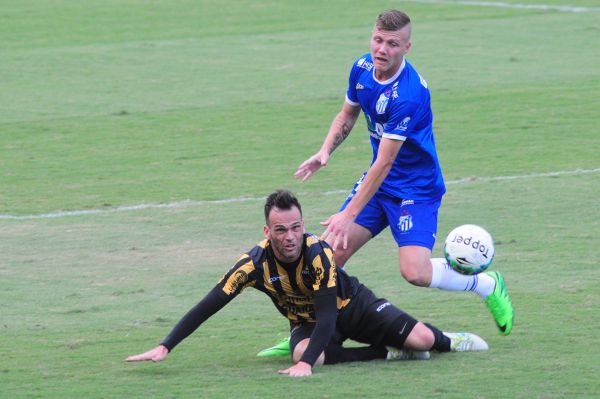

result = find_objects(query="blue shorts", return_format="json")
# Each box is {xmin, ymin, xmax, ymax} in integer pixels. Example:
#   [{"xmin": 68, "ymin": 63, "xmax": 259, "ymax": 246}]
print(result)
[{"xmin": 340, "ymin": 173, "xmax": 442, "ymax": 250}]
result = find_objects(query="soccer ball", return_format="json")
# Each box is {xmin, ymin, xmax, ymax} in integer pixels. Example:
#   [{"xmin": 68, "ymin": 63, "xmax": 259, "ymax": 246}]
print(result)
[{"xmin": 443, "ymin": 224, "xmax": 495, "ymax": 275}]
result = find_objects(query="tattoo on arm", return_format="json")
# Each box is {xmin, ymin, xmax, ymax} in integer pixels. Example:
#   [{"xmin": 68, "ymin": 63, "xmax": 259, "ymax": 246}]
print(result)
[{"xmin": 330, "ymin": 124, "xmax": 351, "ymax": 154}]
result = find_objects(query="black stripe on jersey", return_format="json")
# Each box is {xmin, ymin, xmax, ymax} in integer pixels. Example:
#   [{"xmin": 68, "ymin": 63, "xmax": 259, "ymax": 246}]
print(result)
[
  {"xmin": 286, "ymin": 259, "xmax": 303, "ymax": 294},
  {"xmin": 265, "ymin": 250, "xmax": 286, "ymax": 295}
]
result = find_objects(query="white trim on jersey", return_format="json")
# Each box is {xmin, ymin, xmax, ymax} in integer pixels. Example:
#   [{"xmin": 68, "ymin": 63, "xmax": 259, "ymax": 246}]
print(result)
[
  {"xmin": 382, "ymin": 132, "xmax": 407, "ymax": 141},
  {"xmin": 372, "ymin": 58, "xmax": 406, "ymax": 85},
  {"xmin": 345, "ymin": 94, "xmax": 359, "ymax": 107}
]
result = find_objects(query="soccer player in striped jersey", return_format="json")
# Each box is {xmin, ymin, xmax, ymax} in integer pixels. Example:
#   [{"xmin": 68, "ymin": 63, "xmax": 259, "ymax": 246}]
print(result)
[{"xmin": 127, "ymin": 190, "xmax": 487, "ymax": 377}]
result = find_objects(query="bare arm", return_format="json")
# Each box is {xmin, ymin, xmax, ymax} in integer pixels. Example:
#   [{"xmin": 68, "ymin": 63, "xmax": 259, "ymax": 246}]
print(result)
[
  {"xmin": 321, "ymin": 102, "xmax": 362, "ymax": 156},
  {"xmin": 294, "ymin": 102, "xmax": 361, "ymax": 181}
]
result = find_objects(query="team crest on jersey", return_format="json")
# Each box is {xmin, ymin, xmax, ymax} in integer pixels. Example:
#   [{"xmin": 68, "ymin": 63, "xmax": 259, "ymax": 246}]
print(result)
[
  {"xmin": 397, "ymin": 210, "xmax": 413, "ymax": 232},
  {"xmin": 356, "ymin": 83, "xmax": 364, "ymax": 90},
  {"xmin": 376, "ymin": 91, "xmax": 391, "ymax": 114},
  {"xmin": 223, "ymin": 270, "xmax": 248, "ymax": 295}
]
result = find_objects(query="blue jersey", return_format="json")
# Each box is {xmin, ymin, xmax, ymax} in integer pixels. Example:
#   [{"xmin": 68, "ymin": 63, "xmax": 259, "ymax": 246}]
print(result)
[{"xmin": 346, "ymin": 53, "xmax": 445, "ymax": 201}]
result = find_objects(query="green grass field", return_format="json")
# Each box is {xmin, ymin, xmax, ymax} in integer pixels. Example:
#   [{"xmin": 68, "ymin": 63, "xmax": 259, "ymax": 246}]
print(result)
[{"xmin": 1, "ymin": 1, "xmax": 599, "ymax": 397}]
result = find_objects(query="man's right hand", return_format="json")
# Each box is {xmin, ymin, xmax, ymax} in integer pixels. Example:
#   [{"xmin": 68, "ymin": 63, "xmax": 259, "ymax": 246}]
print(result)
[
  {"xmin": 294, "ymin": 151, "xmax": 329, "ymax": 182},
  {"xmin": 126, "ymin": 345, "xmax": 169, "ymax": 362}
]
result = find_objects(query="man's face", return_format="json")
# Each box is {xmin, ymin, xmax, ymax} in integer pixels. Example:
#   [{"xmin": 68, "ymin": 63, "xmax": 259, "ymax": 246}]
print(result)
[
  {"xmin": 264, "ymin": 206, "xmax": 305, "ymax": 263},
  {"xmin": 370, "ymin": 25, "xmax": 411, "ymax": 79}
]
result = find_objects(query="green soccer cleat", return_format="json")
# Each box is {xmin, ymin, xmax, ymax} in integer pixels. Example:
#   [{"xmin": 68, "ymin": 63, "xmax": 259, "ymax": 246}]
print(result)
[
  {"xmin": 485, "ymin": 271, "xmax": 515, "ymax": 335},
  {"xmin": 256, "ymin": 337, "xmax": 291, "ymax": 357}
]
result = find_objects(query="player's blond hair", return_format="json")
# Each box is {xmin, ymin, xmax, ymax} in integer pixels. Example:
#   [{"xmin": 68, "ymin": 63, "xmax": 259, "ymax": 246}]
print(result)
[{"xmin": 375, "ymin": 9, "xmax": 411, "ymax": 32}]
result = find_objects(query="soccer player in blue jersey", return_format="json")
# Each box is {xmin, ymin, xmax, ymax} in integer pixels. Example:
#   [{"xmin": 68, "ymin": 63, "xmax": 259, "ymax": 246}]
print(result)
[{"xmin": 259, "ymin": 9, "xmax": 513, "ymax": 357}]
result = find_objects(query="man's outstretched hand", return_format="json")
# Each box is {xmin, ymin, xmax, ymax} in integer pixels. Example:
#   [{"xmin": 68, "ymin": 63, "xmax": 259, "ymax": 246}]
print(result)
[
  {"xmin": 278, "ymin": 361, "xmax": 313, "ymax": 377},
  {"xmin": 126, "ymin": 345, "xmax": 169, "ymax": 363},
  {"xmin": 294, "ymin": 151, "xmax": 329, "ymax": 182}
]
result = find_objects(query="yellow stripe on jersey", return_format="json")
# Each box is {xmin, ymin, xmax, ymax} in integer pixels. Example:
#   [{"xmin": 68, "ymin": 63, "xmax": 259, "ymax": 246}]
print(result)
[
  {"xmin": 337, "ymin": 297, "xmax": 351, "ymax": 309},
  {"xmin": 308, "ymin": 240, "xmax": 336, "ymax": 290},
  {"xmin": 220, "ymin": 258, "xmax": 256, "ymax": 296},
  {"xmin": 323, "ymin": 246, "xmax": 337, "ymax": 289},
  {"xmin": 311, "ymin": 260, "xmax": 326, "ymax": 291}
]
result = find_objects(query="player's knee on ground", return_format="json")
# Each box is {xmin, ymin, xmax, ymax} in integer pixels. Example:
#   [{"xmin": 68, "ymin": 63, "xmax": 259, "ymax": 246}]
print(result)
[
  {"xmin": 292, "ymin": 338, "xmax": 325, "ymax": 365},
  {"xmin": 403, "ymin": 321, "xmax": 435, "ymax": 350}
]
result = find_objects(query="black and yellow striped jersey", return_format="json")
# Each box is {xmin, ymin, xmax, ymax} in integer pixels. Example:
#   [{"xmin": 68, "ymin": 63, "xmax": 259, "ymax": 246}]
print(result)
[{"xmin": 218, "ymin": 233, "xmax": 359, "ymax": 323}]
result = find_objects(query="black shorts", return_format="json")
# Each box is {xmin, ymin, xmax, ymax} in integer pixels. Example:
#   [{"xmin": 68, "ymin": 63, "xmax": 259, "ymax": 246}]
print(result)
[{"xmin": 290, "ymin": 284, "xmax": 418, "ymax": 353}]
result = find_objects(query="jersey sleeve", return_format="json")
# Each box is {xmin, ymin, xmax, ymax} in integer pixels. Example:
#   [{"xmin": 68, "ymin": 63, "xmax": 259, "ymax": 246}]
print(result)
[
  {"xmin": 160, "ymin": 255, "xmax": 258, "ymax": 351},
  {"xmin": 345, "ymin": 58, "xmax": 363, "ymax": 106},
  {"xmin": 382, "ymin": 100, "xmax": 420, "ymax": 141},
  {"xmin": 160, "ymin": 285, "xmax": 233, "ymax": 351},
  {"xmin": 306, "ymin": 238, "xmax": 337, "ymax": 292},
  {"xmin": 298, "ymin": 287, "xmax": 338, "ymax": 366},
  {"xmin": 217, "ymin": 254, "xmax": 257, "ymax": 296}
]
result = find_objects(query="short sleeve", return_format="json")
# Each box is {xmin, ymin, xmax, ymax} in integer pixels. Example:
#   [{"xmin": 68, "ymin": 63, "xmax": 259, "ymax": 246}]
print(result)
[
  {"xmin": 309, "ymin": 243, "xmax": 337, "ymax": 291},
  {"xmin": 383, "ymin": 100, "xmax": 420, "ymax": 141},
  {"xmin": 218, "ymin": 255, "xmax": 257, "ymax": 296}
]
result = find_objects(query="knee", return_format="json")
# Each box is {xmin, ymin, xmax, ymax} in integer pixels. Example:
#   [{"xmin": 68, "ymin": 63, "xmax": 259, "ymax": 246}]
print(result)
[
  {"xmin": 398, "ymin": 246, "xmax": 433, "ymax": 286},
  {"xmin": 292, "ymin": 339, "xmax": 309, "ymax": 364},
  {"xmin": 404, "ymin": 322, "xmax": 435, "ymax": 350},
  {"xmin": 291, "ymin": 338, "xmax": 326, "ymax": 366},
  {"xmin": 399, "ymin": 259, "xmax": 429, "ymax": 286},
  {"xmin": 333, "ymin": 248, "xmax": 351, "ymax": 267}
]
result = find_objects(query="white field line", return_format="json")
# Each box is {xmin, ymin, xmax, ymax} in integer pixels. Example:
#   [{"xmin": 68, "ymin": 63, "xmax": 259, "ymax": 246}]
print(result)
[
  {"xmin": 1, "ymin": 168, "xmax": 599, "ymax": 221},
  {"xmin": 401, "ymin": 0, "xmax": 600, "ymax": 13}
]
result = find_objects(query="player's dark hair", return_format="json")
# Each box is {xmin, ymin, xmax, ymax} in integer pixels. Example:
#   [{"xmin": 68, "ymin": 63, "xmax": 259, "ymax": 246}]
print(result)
[
  {"xmin": 376, "ymin": 9, "xmax": 411, "ymax": 31},
  {"xmin": 264, "ymin": 190, "xmax": 302, "ymax": 224}
]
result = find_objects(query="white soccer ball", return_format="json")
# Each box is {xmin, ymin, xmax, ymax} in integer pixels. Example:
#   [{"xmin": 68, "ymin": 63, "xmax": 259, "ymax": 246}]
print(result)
[{"xmin": 443, "ymin": 224, "xmax": 495, "ymax": 275}]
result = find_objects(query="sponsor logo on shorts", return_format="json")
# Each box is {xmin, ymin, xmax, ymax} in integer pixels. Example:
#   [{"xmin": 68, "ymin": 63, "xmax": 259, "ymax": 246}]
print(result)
[
  {"xmin": 356, "ymin": 83, "xmax": 364, "ymax": 90},
  {"xmin": 398, "ymin": 322, "xmax": 408, "ymax": 335}
]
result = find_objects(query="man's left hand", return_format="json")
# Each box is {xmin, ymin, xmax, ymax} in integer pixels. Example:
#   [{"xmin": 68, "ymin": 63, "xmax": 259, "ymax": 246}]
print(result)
[{"xmin": 278, "ymin": 361, "xmax": 313, "ymax": 377}]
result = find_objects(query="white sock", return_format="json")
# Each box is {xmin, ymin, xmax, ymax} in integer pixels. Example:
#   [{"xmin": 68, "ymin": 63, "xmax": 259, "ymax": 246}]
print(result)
[{"xmin": 429, "ymin": 258, "xmax": 495, "ymax": 299}]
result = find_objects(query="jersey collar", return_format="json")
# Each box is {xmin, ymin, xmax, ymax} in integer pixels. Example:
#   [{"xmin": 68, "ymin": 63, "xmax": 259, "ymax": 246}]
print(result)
[{"xmin": 372, "ymin": 57, "xmax": 406, "ymax": 85}]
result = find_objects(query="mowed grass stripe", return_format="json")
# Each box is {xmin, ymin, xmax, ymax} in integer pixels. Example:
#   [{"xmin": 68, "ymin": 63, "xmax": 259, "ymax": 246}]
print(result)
[
  {"xmin": 1, "ymin": 10, "xmax": 597, "ymax": 124},
  {"xmin": 2, "ymin": 77, "xmax": 598, "ymax": 215},
  {"xmin": 1, "ymin": 167, "xmax": 599, "ymax": 220}
]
